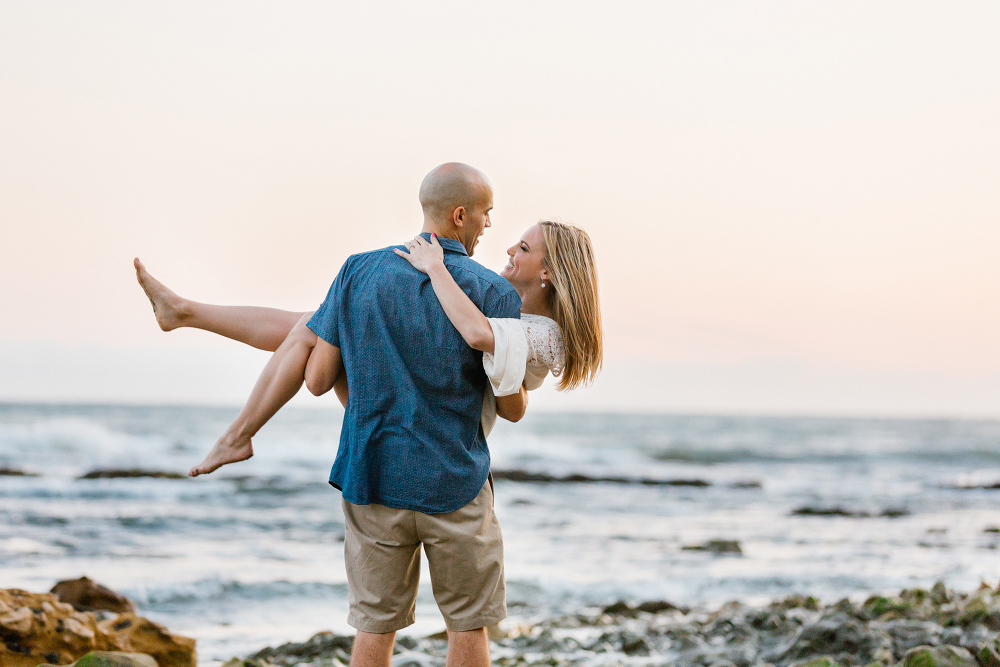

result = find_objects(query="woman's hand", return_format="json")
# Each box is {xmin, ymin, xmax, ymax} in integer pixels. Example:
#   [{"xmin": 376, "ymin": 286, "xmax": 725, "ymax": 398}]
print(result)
[{"xmin": 394, "ymin": 234, "xmax": 445, "ymax": 274}]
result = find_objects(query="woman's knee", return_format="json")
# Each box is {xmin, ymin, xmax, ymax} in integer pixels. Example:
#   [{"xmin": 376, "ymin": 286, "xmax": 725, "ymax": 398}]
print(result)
[{"xmin": 288, "ymin": 312, "xmax": 318, "ymax": 344}]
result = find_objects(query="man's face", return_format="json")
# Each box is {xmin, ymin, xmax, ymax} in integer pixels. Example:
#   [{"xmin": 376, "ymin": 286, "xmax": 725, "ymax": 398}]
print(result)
[{"xmin": 461, "ymin": 187, "xmax": 493, "ymax": 256}]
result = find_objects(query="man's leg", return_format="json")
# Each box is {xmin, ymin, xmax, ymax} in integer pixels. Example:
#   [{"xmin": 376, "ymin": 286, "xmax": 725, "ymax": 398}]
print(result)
[
  {"xmin": 446, "ymin": 628, "xmax": 489, "ymax": 667},
  {"xmin": 350, "ymin": 630, "xmax": 396, "ymax": 667},
  {"xmin": 419, "ymin": 480, "xmax": 506, "ymax": 667},
  {"xmin": 342, "ymin": 500, "xmax": 422, "ymax": 664}
]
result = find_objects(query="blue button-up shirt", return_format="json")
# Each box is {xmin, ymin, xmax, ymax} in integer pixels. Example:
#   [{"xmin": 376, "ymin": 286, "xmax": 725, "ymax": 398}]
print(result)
[{"xmin": 308, "ymin": 234, "xmax": 521, "ymax": 513}]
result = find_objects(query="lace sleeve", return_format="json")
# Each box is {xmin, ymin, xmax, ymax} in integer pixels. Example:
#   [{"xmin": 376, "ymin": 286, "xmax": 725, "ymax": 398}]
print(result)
[{"xmin": 522, "ymin": 315, "xmax": 565, "ymax": 376}]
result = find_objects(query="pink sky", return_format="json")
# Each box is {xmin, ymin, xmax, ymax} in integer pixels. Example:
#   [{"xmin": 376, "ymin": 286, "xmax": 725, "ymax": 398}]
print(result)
[{"xmin": 2, "ymin": 2, "xmax": 999, "ymax": 415}]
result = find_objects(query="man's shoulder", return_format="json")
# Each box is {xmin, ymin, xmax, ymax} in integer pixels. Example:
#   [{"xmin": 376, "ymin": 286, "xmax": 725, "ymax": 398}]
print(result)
[
  {"xmin": 347, "ymin": 246, "xmax": 395, "ymax": 263},
  {"xmin": 338, "ymin": 245, "xmax": 517, "ymax": 302},
  {"xmin": 448, "ymin": 255, "xmax": 517, "ymax": 296},
  {"xmin": 336, "ymin": 246, "xmax": 399, "ymax": 275}
]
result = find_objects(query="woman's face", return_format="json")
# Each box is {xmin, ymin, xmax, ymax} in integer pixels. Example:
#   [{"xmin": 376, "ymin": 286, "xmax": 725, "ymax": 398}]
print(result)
[{"xmin": 500, "ymin": 224, "xmax": 547, "ymax": 291}]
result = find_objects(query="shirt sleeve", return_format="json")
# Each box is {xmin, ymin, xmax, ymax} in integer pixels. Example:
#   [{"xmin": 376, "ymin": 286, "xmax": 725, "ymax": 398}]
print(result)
[
  {"xmin": 482, "ymin": 318, "xmax": 528, "ymax": 397},
  {"xmin": 483, "ymin": 284, "xmax": 522, "ymax": 320},
  {"xmin": 307, "ymin": 259, "xmax": 350, "ymax": 348}
]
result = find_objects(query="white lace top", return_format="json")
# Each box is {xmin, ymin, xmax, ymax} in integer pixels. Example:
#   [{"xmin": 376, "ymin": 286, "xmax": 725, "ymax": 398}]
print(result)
[{"xmin": 480, "ymin": 314, "xmax": 565, "ymax": 436}]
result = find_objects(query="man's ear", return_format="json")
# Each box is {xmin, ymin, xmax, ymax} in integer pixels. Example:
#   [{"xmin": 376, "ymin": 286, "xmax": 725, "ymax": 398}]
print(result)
[{"xmin": 452, "ymin": 206, "xmax": 466, "ymax": 228}]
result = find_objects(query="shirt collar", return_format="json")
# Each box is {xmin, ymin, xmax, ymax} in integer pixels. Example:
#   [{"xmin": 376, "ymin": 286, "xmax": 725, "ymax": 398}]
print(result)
[{"xmin": 418, "ymin": 232, "xmax": 469, "ymax": 256}]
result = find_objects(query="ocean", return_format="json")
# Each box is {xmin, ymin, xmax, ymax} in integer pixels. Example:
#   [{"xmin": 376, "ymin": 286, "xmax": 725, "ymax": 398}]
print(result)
[{"xmin": 1, "ymin": 403, "xmax": 999, "ymax": 664}]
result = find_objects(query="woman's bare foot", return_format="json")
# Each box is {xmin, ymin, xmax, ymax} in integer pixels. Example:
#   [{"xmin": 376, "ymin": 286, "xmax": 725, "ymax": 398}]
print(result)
[
  {"xmin": 189, "ymin": 432, "xmax": 254, "ymax": 477},
  {"xmin": 134, "ymin": 258, "xmax": 190, "ymax": 331}
]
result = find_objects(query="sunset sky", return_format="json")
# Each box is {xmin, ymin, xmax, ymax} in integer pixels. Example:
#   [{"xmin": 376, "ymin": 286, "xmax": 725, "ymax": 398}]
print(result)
[{"xmin": 2, "ymin": 2, "xmax": 999, "ymax": 415}]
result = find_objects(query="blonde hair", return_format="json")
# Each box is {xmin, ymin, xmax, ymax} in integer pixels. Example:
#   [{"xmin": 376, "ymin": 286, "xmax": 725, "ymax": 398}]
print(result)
[{"xmin": 538, "ymin": 220, "xmax": 603, "ymax": 391}]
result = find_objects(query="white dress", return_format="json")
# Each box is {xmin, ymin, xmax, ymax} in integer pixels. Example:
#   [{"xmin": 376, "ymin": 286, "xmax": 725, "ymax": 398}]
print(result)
[{"xmin": 480, "ymin": 313, "xmax": 565, "ymax": 436}]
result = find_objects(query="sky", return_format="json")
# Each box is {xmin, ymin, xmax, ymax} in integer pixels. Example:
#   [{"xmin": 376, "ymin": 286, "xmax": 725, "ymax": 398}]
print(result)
[{"xmin": 1, "ymin": 1, "xmax": 999, "ymax": 416}]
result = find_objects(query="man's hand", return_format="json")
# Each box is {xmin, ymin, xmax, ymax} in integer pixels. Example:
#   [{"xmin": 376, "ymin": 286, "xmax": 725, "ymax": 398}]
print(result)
[
  {"xmin": 495, "ymin": 384, "xmax": 528, "ymax": 423},
  {"xmin": 393, "ymin": 234, "xmax": 445, "ymax": 274}
]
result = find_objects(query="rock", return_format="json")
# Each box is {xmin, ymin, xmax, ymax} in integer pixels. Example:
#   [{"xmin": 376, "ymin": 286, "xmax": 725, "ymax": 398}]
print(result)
[
  {"xmin": 220, "ymin": 660, "xmax": 277, "ymax": 667},
  {"xmin": 0, "ymin": 588, "xmax": 194, "ymax": 667},
  {"xmin": 707, "ymin": 660, "xmax": 739, "ymax": 667},
  {"xmin": 1, "ymin": 588, "xmax": 120, "ymax": 667},
  {"xmin": 601, "ymin": 601, "xmax": 635, "ymax": 617},
  {"xmin": 780, "ymin": 613, "xmax": 893, "ymax": 666},
  {"xmin": 682, "ymin": 540, "xmax": 743, "ymax": 555},
  {"xmin": 931, "ymin": 582, "xmax": 952, "ymax": 606},
  {"xmin": 636, "ymin": 600, "xmax": 679, "ymax": 614},
  {"xmin": 791, "ymin": 507, "xmax": 910, "ymax": 519},
  {"xmin": 51, "ymin": 577, "xmax": 136, "ymax": 614},
  {"xmin": 984, "ymin": 527, "xmax": 1000, "ymax": 534},
  {"xmin": 101, "ymin": 612, "xmax": 196, "ymax": 667},
  {"xmin": 863, "ymin": 596, "xmax": 910, "ymax": 620},
  {"xmin": 793, "ymin": 507, "xmax": 870, "ymax": 518},
  {"xmin": 979, "ymin": 638, "xmax": 1000, "ymax": 667},
  {"xmin": 619, "ymin": 630, "xmax": 648, "ymax": 655},
  {"xmin": 78, "ymin": 469, "xmax": 185, "ymax": 480},
  {"xmin": 0, "ymin": 467, "xmax": 39, "ymax": 476},
  {"xmin": 772, "ymin": 595, "xmax": 821, "ymax": 611},
  {"xmin": 889, "ymin": 621, "xmax": 943, "ymax": 659},
  {"xmin": 248, "ymin": 631, "xmax": 354, "ymax": 667},
  {"xmin": 792, "ymin": 658, "xmax": 841, "ymax": 667},
  {"xmin": 62, "ymin": 651, "xmax": 159, "ymax": 667},
  {"xmin": 392, "ymin": 650, "xmax": 437, "ymax": 667},
  {"xmin": 903, "ymin": 645, "xmax": 978, "ymax": 667},
  {"xmin": 489, "ymin": 469, "xmax": 711, "ymax": 486},
  {"xmin": 956, "ymin": 587, "xmax": 1000, "ymax": 629}
]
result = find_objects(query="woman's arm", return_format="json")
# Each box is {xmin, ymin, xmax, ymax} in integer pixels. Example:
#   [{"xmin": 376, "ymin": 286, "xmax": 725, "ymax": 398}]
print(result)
[
  {"xmin": 394, "ymin": 235, "xmax": 496, "ymax": 354},
  {"xmin": 495, "ymin": 384, "xmax": 528, "ymax": 422}
]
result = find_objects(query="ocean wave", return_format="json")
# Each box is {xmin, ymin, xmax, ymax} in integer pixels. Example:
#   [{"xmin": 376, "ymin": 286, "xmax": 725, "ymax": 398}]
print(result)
[
  {"xmin": 644, "ymin": 446, "xmax": 1000, "ymax": 465},
  {"xmin": 126, "ymin": 579, "xmax": 348, "ymax": 607}
]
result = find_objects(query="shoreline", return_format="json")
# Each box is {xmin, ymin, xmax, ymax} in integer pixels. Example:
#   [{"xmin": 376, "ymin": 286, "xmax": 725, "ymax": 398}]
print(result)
[{"xmin": 240, "ymin": 582, "xmax": 1000, "ymax": 667}]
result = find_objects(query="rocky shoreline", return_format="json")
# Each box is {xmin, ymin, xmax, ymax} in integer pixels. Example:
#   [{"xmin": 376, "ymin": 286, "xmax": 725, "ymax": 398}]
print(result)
[
  {"xmin": 239, "ymin": 582, "xmax": 1000, "ymax": 667},
  {"xmin": 3, "ymin": 579, "xmax": 1000, "ymax": 667},
  {"xmin": 0, "ymin": 580, "xmax": 195, "ymax": 667}
]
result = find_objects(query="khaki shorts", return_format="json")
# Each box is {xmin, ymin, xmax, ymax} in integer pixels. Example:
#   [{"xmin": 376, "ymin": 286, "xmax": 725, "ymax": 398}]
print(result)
[{"xmin": 342, "ymin": 478, "xmax": 506, "ymax": 633}]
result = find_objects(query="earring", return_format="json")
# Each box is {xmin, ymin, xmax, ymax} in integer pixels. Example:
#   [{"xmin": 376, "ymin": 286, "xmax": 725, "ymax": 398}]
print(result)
[{"xmin": 541, "ymin": 281, "xmax": 546, "ymax": 288}]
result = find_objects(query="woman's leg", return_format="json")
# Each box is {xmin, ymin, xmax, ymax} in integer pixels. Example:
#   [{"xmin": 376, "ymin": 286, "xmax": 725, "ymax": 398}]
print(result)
[
  {"xmin": 134, "ymin": 258, "xmax": 306, "ymax": 352},
  {"xmin": 189, "ymin": 313, "xmax": 322, "ymax": 476}
]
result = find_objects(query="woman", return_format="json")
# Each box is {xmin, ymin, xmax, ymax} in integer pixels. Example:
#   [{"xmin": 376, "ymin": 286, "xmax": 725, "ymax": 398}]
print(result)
[{"xmin": 135, "ymin": 220, "xmax": 602, "ymax": 476}]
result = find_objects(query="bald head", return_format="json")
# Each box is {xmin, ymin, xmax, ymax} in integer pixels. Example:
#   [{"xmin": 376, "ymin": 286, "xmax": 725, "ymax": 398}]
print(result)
[
  {"xmin": 417, "ymin": 163, "xmax": 494, "ymax": 255},
  {"xmin": 419, "ymin": 162, "xmax": 492, "ymax": 221}
]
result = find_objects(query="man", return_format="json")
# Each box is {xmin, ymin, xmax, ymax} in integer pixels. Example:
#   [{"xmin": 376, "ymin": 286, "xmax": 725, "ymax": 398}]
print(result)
[{"xmin": 302, "ymin": 163, "xmax": 526, "ymax": 667}]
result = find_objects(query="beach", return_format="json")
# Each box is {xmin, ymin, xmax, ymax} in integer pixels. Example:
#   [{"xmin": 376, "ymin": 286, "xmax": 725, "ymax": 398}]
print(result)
[{"xmin": 2, "ymin": 403, "xmax": 999, "ymax": 665}]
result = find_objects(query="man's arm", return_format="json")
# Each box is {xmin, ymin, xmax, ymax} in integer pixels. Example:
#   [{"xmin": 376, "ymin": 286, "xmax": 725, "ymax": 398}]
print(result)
[
  {"xmin": 495, "ymin": 384, "xmax": 528, "ymax": 423},
  {"xmin": 305, "ymin": 336, "xmax": 343, "ymax": 396},
  {"xmin": 333, "ymin": 372, "xmax": 349, "ymax": 407}
]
